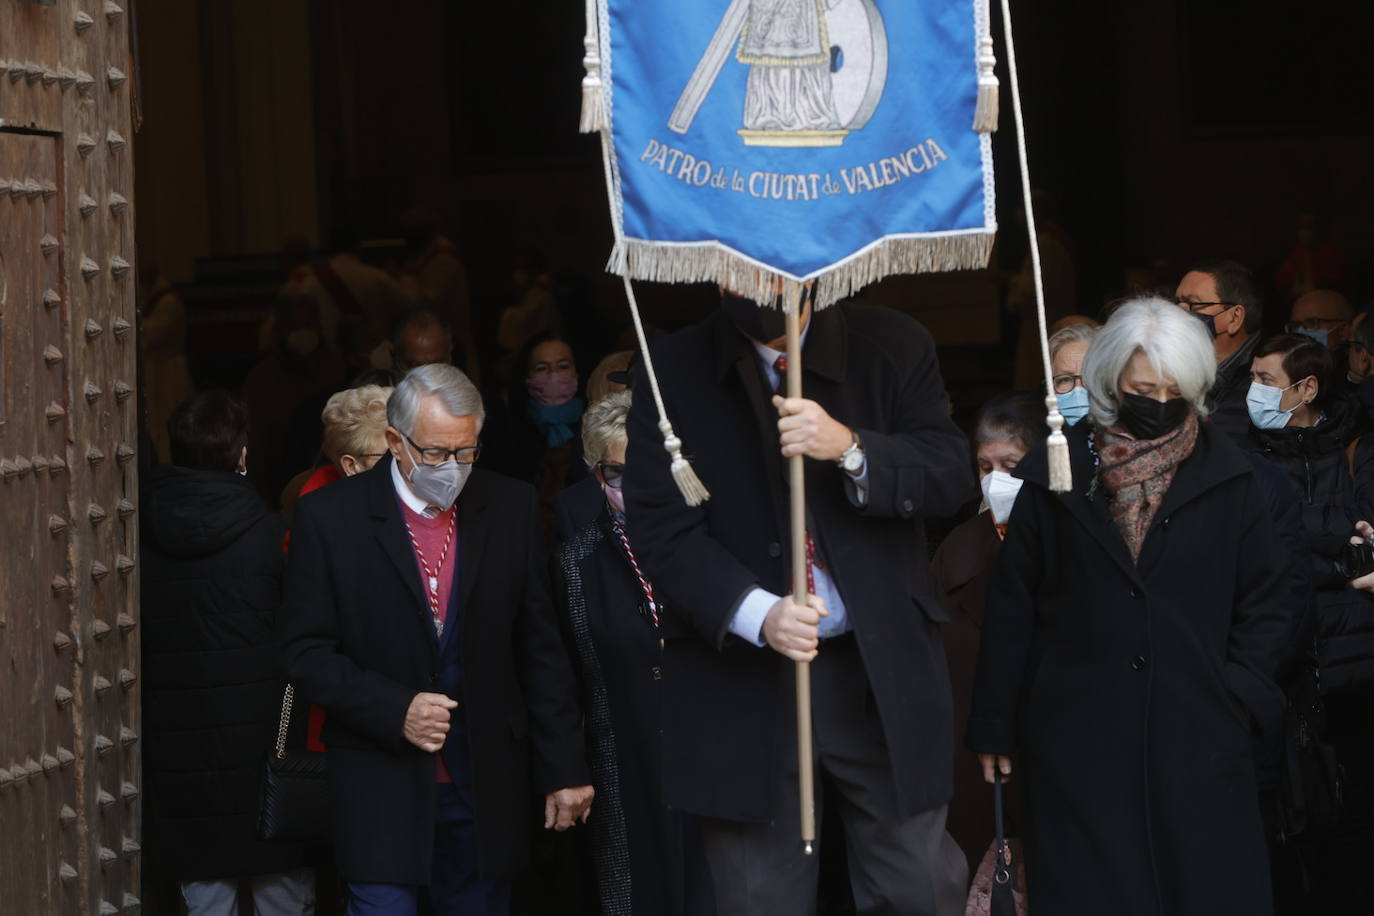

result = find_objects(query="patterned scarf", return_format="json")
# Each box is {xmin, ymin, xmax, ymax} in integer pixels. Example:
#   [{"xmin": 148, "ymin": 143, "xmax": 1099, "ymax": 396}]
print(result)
[{"xmin": 1098, "ymin": 412, "xmax": 1199, "ymax": 563}]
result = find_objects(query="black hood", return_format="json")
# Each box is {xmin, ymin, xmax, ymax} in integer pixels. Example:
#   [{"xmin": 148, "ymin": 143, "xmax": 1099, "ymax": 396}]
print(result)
[
  {"xmin": 141, "ymin": 464, "xmax": 268, "ymax": 559},
  {"xmin": 1250, "ymin": 390, "xmax": 1362, "ymax": 459}
]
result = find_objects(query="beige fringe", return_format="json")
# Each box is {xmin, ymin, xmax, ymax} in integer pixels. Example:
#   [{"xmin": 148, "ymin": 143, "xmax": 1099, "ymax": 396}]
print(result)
[{"xmin": 611, "ymin": 234, "xmax": 995, "ymax": 311}]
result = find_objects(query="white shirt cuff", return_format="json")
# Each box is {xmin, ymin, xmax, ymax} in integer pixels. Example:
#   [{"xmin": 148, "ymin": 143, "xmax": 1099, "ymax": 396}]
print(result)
[
  {"xmin": 845, "ymin": 461, "xmax": 869, "ymax": 506},
  {"xmin": 728, "ymin": 587, "xmax": 778, "ymax": 647}
]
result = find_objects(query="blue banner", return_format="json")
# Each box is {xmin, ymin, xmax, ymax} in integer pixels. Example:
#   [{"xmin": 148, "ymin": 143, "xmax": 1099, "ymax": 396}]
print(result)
[{"xmin": 586, "ymin": 0, "xmax": 997, "ymax": 305}]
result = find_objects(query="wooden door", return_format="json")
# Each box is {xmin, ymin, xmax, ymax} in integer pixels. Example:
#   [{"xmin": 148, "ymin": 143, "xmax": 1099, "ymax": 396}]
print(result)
[{"xmin": 0, "ymin": 3, "xmax": 140, "ymax": 914}]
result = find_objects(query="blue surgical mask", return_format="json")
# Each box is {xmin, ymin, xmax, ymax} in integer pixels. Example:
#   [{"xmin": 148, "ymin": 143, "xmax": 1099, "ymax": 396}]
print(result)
[
  {"xmin": 1246, "ymin": 380, "xmax": 1300, "ymax": 430},
  {"xmin": 1056, "ymin": 386, "xmax": 1090, "ymax": 426},
  {"xmin": 1296, "ymin": 327, "xmax": 1329, "ymax": 349}
]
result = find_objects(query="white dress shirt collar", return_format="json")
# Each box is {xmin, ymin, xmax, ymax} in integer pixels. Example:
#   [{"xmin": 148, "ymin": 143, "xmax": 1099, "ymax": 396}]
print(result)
[
  {"xmin": 753, "ymin": 320, "xmax": 812, "ymax": 389},
  {"xmin": 390, "ymin": 453, "xmax": 435, "ymax": 517}
]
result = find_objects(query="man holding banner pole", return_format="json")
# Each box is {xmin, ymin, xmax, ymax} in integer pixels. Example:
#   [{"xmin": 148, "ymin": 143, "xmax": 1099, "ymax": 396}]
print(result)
[{"xmin": 624, "ymin": 288, "xmax": 973, "ymax": 915}]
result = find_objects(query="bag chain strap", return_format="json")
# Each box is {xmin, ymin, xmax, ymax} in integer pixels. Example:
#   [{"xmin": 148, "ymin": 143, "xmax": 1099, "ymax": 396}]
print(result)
[{"xmin": 275, "ymin": 684, "xmax": 294, "ymax": 759}]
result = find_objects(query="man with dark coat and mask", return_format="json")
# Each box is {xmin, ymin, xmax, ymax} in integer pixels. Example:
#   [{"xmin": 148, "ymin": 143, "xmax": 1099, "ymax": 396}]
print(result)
[
  {"xmin": 278, "ymin": 363, "xmax": 593, "ymax": 915},
  {"xmin": 1174, "ymin": 259, "xmax": 1263, "ymax": 446},
  {"xmin": 624, "ymin": 290, "xmax": 974, "ymax": 916}
]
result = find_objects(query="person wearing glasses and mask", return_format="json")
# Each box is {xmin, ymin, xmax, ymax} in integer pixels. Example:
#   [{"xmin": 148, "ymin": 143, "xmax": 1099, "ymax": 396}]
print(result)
[
  {"xmin": 1048, "ymin": 322, "xmax": 1100, "ymax": 428},
  {"xmin": 1174, "ymin": 259, "xmax": 1265, "ymax": 446},
  {"xmin": 553, "ymin": 391, "xmax": 715, "ymax": 915},
  {"xmin": 1286, "ymin": 289, "xmax": 1361, "ymax": 407},
  {"xmin": 931, "ymin": 391, "xmax": 1046, "ymax": 873},
  {"xmin": 969, "ymin": 297, "xmax": 1292, "ymax": 916},
  {"xmin": 278, "ymin": 363, "xmax": 593, "ymax": 916}
]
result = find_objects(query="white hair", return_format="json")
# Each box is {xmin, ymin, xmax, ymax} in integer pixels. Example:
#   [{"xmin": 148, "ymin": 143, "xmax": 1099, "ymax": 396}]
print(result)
[
  {"xmin": 582, "ymin": 390, "xmax": 631, "ymax": 467},
  {"xmin": 321, "ymin": 385, "xmax": 393, "ymax": 462},
  {"xmin": 1082, "ymin": 296, "xmax": 1215, "ymax": 428},
  {"xmin": 1048, "ymin": 323, "xmax": 1099, "ymax": 364},
  {"xmin": 387, "ymin": 363, "xmax": 485, "ymax": 436}
]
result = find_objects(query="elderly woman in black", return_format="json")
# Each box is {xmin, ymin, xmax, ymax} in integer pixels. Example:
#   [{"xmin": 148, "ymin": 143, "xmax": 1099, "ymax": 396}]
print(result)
[
  {"xmin": 554, "ymin": 391, "xmax": 713, "ymax": 916},
  {"xmin": 967, "ymin": 297, "xmax": 1291, "ymax": 916}
]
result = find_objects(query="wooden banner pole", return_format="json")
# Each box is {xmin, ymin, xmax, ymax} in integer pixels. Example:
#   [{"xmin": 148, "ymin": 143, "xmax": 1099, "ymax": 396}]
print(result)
[{"xmin": 785, "ymin": 303, "xmax": 817, "ymax": 855}]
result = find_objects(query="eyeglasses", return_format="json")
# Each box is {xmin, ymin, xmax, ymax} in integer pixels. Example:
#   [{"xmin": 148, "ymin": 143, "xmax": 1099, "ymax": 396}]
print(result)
[
  {"xmin": 404, "ymin": 434, "xmax": 480, "ymax": 466},
  {"xmin": 1173, "ymin": 296, "xmax": 1237, "ymax": 314},
  {"xmin": 1286, "ymin": 316, "xmax": 1349, "ymax": 331},
  {"xmin": 597, "ymin": 462, "xmax": 625, "ymax": 488},
  {"xmin": 1052, "ymin": 374, "xmax": 1084, "ymax": 395}
]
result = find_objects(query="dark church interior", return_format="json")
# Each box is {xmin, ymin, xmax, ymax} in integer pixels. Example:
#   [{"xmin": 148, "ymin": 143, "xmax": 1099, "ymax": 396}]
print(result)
[{"xmin": 134, "ymin": 0, "xmax": 1374, "ymax": 430}]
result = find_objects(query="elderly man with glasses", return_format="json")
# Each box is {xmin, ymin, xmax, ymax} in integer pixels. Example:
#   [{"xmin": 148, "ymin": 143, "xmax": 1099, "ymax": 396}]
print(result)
[
  {"xmin": 1174, "ymin": 258, "xmax": 1265, "ymax": 445},
  {"xmin": 279, "ymin": 362, "xmax": 593, "ymax": 916}
]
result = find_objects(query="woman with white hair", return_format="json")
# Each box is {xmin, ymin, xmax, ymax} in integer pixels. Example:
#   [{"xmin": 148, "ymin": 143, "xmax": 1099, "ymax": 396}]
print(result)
[
  {"xmin": 967, "ymin": 297, "xmax": 1291, "ymax": 915},
  {"xmin": 553, "ymin": 391, "xmax": 714, "ymax": 916}
]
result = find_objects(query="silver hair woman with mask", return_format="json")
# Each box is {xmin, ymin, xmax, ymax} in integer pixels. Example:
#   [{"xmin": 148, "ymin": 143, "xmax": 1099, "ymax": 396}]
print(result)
[
  {"xmin": 553, "ymin": 389, "xmax": 715, "ymax": 915},
  {"xmin": 967, "ymin": 296, "xmax": 1291, "ymax": 916}
]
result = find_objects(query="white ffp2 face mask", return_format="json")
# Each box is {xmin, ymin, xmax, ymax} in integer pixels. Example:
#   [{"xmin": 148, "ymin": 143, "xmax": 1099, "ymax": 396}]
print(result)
[{"xmin": 980, "ymin": 470, "xmax": 1024, "ymax": 525}]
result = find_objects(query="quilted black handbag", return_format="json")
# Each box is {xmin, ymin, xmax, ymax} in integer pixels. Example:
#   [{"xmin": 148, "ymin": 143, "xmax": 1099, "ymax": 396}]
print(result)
[{"xmin": 256, "ymin": 684, "xmax": 329, "ymax": 843}]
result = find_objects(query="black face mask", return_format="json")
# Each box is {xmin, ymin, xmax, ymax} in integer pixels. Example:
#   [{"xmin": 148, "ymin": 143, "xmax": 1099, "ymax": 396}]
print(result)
[
  {"xmin": 1118, "ymin": 392, "xmax": 1190, "ymax": 440},
  {"xmin": 1188, "ymin": 309, "xmax": 1218, "ymax": 340},
  {"xmin": 720, "ymin": 291, "xmax": 787, "ymax": 343}
]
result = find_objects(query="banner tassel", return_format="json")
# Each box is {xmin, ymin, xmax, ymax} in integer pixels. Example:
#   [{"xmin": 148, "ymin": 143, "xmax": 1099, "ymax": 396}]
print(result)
[
  {"xmin": 1044, "ymin": 395, "xmax": 1072, "ymax": 492},
  {"xmin": 579, "ymin": 0, "xmax": 608, "ymax": 134},
  {"xmin": 973, "ymin": 34, "xmax": 999, "ymax": 133},
  {"xmin": 999, "ymin": 0, "xmax": 1071, "ymax": 491},
  {"xmin": 620, "ymin": 274, "xmax": 710, "ymax": 506}
]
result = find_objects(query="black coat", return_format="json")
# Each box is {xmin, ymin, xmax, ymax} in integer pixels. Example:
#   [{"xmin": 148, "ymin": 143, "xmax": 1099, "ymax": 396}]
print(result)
[
  {"xmin": 931, "ymin": 511, "xmax": 1008, "ymax": 873},
  {"xmin": 1249, "ymin": 394, "xmax": 1374, "ymax": 691},
  {"xmin": 140, "ymin": 465, "xmax": 304, "ymax": 880},
  {"xmin": 555, "ymin": 474, "xmax": 605, "ymax": 544},
  {"xmin": 968, "ymin": 421, "xmax": 1291, "ymax": 916},
  {"xmin": 554, "ymin": 508, "xmax": 714, "ymax": 916},
  {"xmin": 625, "ymin": 303, "xmax": 974, "ymax": 822},
  {"xmin": 1208, "ymin": 334, "xmax": 1260, "ymax": 447},
  {"xmin": 277, "ymin": 458, "xmax": 588, "ymax": 883}
]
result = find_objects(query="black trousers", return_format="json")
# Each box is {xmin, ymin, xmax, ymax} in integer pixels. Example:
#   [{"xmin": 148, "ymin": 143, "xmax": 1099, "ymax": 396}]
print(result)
[{"xmin": 699, "ymin": 635, "xmax": 968, "ymax": 916}]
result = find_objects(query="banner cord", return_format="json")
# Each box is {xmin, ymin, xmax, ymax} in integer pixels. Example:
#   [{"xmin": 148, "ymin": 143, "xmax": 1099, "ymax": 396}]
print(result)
[{"xmin": 998, "ymin": 0, "xmax": 1072, "ymax": 492}]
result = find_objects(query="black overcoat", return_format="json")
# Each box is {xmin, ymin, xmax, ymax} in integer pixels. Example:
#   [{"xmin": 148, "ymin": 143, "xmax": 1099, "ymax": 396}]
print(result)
[
  {"xmin": 278, "ymin": 458, "xmax": 588, "ymax": 884},
  {"xmin": 1249, "ymin": 393, "xmax": 1374, "ymax": 691},
  {"xmin": 554, "ymin": 509, "xmax": 714, "ymax": 916},
  {"xmin": 967, "ymin": 420, "xmax": 1291, "ymax": 916},
  {"xmin": 625, "ymin": 303, "xmax": 974, "ymax": 822},
  {"xmin": 931, "ymin": 511, "xmax": 1007, "ymax": 873},
  {"xmin": 141, "ymin": 465, "xmax": 305, "ymax": 880}
]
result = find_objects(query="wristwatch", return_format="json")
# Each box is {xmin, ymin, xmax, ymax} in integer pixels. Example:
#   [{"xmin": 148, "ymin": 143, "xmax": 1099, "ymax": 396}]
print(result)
[{"xmin": 838, "ymin": 430, "xmax": 865, "ymax": 474}]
